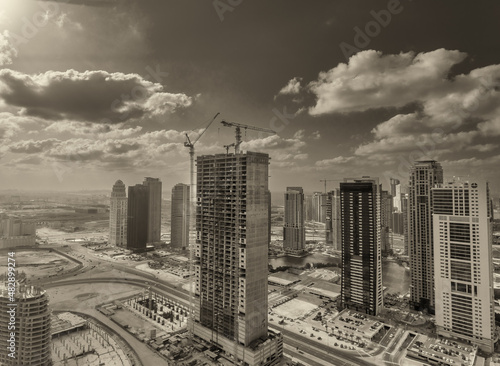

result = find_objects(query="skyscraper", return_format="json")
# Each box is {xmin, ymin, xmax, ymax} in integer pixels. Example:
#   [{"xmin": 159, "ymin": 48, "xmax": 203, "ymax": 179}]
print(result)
[
  {"xmin": 325, "ymin": 188, "xmax": 341, "ymax": 251},
  {"xmin": 143, "ymin": 177, "xmax": 162, "ymax": 244},
  {"xmin": 381, "ymin": 190, "xmax": 393, "ymax": 253},
  {"xmin": 340, "ymin": 177, "xmax": 383, "ymax": 315},
  {"xmin": 312, "ymin": 192, "xmax": 327, "ymax": 223},
  {"xmin": 171, "ymin": 183, "xmax": 190, "ymax": 250},
  {"xmin": 433, "ymin": 179, "xmax": 495, "ymax": 353},
  {"xmin": 127, "ymin": 184, "xmax": 149, "ymax": 251},
  {"xmin": 192, "ymin": 152, "xmax": 282, "ymax": 366},
  {"xmin": 109, "ymin": 179, "xmax": 127, "ymax": 247},
  {"xmin": 0, "ymin": 284, "xmax": 51, "ymax": 365},
  {"xmin": 408, "ymin": 160, "xmax": 443, "ymax": 313},
  {"xmin": 283, "ymin": 187, "xmax": 305, "ymax": 254},
  {"xmin": 402, "ymin": 190, "xmax": 409, "ymax": 254}
]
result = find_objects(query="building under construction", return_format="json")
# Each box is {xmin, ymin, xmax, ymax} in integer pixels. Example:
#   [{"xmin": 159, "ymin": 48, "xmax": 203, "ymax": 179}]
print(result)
[
  {"xmin": 191, "ymin": 151, "xmax": 282, "ymax": 366},
  {"xmin": 0, "ymin": 283, "xmax": 52, "ymax": 365}
]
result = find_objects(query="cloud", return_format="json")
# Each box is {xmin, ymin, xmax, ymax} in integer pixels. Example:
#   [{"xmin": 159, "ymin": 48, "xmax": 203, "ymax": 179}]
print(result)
[
  {"xmin": 466, "ymin": 144, "xmax": 497, "ymax": 153},
  {"xmin": 44, "ymin": 121, "xmax": 143, "ymax": 138},
  {"xmin": 293, "ymin": 129, "xmax": 305, "ymax": 139},
  {"xmin": 276, "ymin": 77, "xmax": 302, "ymax": 97},
  {"xmin": 315, "ymin": 156, "xmax": 354, "ymax": 167},
  {"xmin": 310, "ymin": 130, "xmax": 321, "ymax": 140},
  {"xmin": 240, "ymin": 134, "xmax": 307, "ymax": 168},
  {"xmin": 55, "ymin": 13, "xmax": 83, "ymax": 30},
  {"xmin": 286, "ymin": 49, "xmax": 466, "ymax": 115},
  {"xmin": 0, "ymin": 113, "xmax": 43, "ymax": 140},
  {"xmin": 0, "ymin": 69, "xmax": 192, "ymax": 123},
  {"xmin": 9, "ymin": 138, "xmax": 60, "ymax": 154},
  {"xmin": 0, "ymin": 31, "xmax": 17, "ymax": 66}
]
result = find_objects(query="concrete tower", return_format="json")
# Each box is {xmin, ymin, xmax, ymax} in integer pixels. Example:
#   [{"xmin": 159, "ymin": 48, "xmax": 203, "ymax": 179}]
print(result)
[
  {"xmin": 0, "ymin": 283, "xmax": 51, "ymax": 365},
  {"xmin": 192, "ymin": 152, "xmax": 282, "ymax": 366}
]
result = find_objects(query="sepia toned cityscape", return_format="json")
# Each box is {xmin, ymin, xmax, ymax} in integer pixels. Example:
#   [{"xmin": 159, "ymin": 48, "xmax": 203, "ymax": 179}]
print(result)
[{"xmin": 1, "ymin": 1, "xmax": 500, "ymax": 366}]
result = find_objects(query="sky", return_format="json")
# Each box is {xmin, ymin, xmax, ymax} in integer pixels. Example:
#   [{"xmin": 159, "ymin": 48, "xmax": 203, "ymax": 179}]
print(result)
[{"xmin": 1, "ymin": 0, "xmax": 500, "ymax": 196}]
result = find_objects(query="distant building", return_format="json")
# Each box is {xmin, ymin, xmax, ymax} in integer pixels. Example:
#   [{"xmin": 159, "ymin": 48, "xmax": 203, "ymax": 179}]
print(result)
[
  {"xmin": 0, "ymin": 284, "xmax": 51, "ymax": 365},
  {"xmin": 381, "ymin": 190, "xmax": 393, "ymax": 252},
  {"xmin": 127, "ymin": 184, "xmax": 149, "ymax": 251},
  {"xmin": 392, "ymin": 211, "xmax": 404, "ymax": 235},
  {"xmin": 433, "ymin": 180, "xmax": 495, "ymax": 353},
  {"xmin": 340, "ymin": 177, "xmax": 383, "ymax": 315},
  {"xmin": 304, "ymin": 194, "xmax": 313, "ymax": 221},
  {"xmin": 192, "ymin": 152, "xmax": 283, "ymax": 366},
  {"xmin": 143, "ymin": 177, "xmax": 162, "ymax": 244},
  {"xmin": 312, "ymin": 192, "xmax": 327, "ymax": 223},
  {"xmin": 402, "ymin": 191, "xmax": 409, "ymax": 254},
  {"xmin": 109, "ymin": 180, "xmax": 127, "ymax": 247},
  {"xmin": 283, "ymin": 187, "xmax": 305, "ymax": 253},
  {"xmin": 409, "ymin": 160, "xmax": 443, "ymax": 313},
  {"xmin": 171, "ymin": 183, "xmax": 190, "ymax": 250},
  {"xmin": 0, "ymin": 215, "xmax": 36, "ymax": 249},
  {"xmin": 325, "ymin": 188, "xmax": 341, "ymax": 250}
]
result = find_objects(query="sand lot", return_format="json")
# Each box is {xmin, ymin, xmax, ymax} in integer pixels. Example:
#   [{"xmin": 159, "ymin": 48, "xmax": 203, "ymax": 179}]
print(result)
[
  {"xmin": 272, "ymin": 298, "xmax": 319, "ymax": 319},
  {"xmin": 0, "ymin": 249, "xmax": 79, "ymax": 280}
]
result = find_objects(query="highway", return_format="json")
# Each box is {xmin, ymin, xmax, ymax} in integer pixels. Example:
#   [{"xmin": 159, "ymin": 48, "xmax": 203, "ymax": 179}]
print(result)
[{"xmin": 270, "ymin": 326, "xmax": 380, "ymax": 366}]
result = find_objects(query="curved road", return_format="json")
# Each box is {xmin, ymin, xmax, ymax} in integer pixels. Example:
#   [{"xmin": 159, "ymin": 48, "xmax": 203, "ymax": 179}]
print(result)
[{"xmin": 44, "ymin": 277, "xmax": 190, "ymax": 303}]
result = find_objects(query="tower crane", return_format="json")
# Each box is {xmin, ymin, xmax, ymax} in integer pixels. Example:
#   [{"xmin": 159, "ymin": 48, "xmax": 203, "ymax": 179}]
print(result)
[
  {"xmin": 184, "ymin": 112, "xmax": 219, "ymax": 205},
  {"xmin": 220, "ymin": 120, "xmax": 276, "ymax": 154}
]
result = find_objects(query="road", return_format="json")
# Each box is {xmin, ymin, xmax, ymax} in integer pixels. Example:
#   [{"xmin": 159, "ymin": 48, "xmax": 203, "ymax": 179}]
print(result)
[
  {"xmin": 270, "ymin": 326, "xmax": 381, "ymax": 366},
  {"xmin": 44, "ymin": 277, "xmax": 190, "ymax": 303}
]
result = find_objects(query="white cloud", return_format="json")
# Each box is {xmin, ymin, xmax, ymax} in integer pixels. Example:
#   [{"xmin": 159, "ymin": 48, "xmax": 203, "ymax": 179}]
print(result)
[
  {"xmin": 315, "ymin": 156, "xmax": 354, "ymax": 167},
  {"xmin": 0, "ymin": 31, "xmax": 17, "ymax": 66},
  {"xmin": 277, "ymin": 77, "xmax": 302, "ymax": 97},
  {"xmin": 306, "ymin": 49, "xmax": 467, "ymax": 115}
]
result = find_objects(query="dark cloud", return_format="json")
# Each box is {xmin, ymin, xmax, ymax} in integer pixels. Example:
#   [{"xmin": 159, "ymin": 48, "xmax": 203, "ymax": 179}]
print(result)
[{"xmin": 0, "ymin": 69, "xmax": 192, "ymax": 123}]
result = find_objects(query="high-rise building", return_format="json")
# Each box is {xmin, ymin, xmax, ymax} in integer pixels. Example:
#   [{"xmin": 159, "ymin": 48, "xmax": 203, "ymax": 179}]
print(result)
[
  {"xmin": 0, "ymin": 284, "xmax": 51, "ymax": 365},
  {"xmin": 390, "ymin": 178, "xmax": 400, "ymax": 197},
  {"xmin": 391, "ymin": 211, "xmax": 404, "ymax": 235},
  {"xmin": 171, "ymin": 183, "xmax": 190, "ymax": 250},
  {"xmin": 127, "ymin": 184, "xmax": 149, "ymax": 251},
  {"xmin": 325, "ymin": 188, "xmax": 341, "ymax": 251},
  {"xmin": 393, "ymin": 183, "xmax": 402, "ymax": 212},
  {"xmin": 283, "ymin": 187, "xmax": 305, "ymax": 253},
  {"xmin": 109, "ymin": 180, "xmax": 127, "ymax": 247},
  {"xmin": 432, "ymin": 180, "xmax": 495, "ymax": 353},
  {"xmin": 143, "ymin": 177, "xmax": 162, "ymax": 244},
  {"xmin": 312, "ymin": 192, "xmax": 327, "ymax": 223},
  {"xmin": 340, "ymin": 177, "xmax": 383, "ymax": 315},
  {"xmin": 381, "ymin": 190, "xmax": 393, "ymax": 253},
  {"xmin": 408, "ymin": 160, "xmax": 443, "ymax": 313},
  {"xmin": 304, "ymin": 195, "xmax": 313, "ymax": 221},
  {"xmin": 402, "ymin": 190, "xmax": 409, "ymax": 254},
  {"xmin": 192, "ymin": 152, "xmax": 282, "ymax": 366}
]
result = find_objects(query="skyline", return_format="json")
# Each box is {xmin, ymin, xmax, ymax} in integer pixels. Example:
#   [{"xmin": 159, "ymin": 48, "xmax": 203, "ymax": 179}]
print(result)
[{"xmin": 1, "ymin": 1, "xmax": 500, "ymax": 195}]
